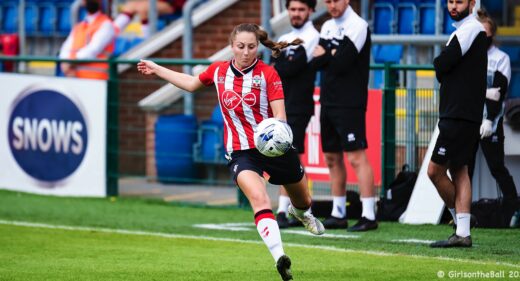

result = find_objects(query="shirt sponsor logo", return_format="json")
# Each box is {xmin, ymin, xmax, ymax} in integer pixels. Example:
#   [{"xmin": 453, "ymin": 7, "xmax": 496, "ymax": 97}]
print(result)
[{"xmin": 222, "ymin": 90, "xmax": 257, "ymax": 110}]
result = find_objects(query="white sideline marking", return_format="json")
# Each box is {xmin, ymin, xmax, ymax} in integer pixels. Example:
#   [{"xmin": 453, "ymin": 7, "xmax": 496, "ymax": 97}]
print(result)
[
  {"xmin": 1, "ymin": 220, "xmax": 519, "ymax": 269},
  {"xmin": 283, "ymin": 230, "xmax": 359, "ymax": 239},
  {"xmin": 392, "ymin": 239, "xmax": 436, "ymax": 244},
  {"xmin": 194, "ymin": 223, "xmax": 360, "ymax": 239},
  {"xmin": 194, "ymin": 223, "xmax": 252, "ymax": 231}
]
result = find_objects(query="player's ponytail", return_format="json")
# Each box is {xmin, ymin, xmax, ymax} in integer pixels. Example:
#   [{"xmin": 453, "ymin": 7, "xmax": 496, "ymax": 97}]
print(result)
[
  {"xmin": 230, "ymin": 23, "xmax": 303, "ymax": 58},
  {"xmin": 255, "ymin": 26, "xmax": 303, "ymax": 58}
]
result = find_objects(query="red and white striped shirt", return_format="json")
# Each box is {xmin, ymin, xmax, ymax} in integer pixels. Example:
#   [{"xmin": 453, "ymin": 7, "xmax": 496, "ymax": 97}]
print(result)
[{"xmin": 199, "ymin": 59, "xmax": 284, "ymax": 152}]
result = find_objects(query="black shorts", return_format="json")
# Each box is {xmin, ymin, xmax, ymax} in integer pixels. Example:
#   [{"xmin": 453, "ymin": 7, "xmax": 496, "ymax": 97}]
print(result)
[
  {"xmin": 287, "ymin": 114, "xmax": 312, "ymax": 154},
  {"xmin": 320, "ymin": 107, "xmax": 368, "ymax": 152},
  {"xmin": 431, "ymin": 119, "xmax": 480, "ymax": 168},
  {"xmin": 227, "ymin": 148, "xmax": 304, "ymax": 185}
]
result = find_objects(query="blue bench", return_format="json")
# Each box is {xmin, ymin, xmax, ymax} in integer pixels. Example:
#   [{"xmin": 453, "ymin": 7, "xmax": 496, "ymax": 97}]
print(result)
[
  {"xmin": 193, "ymin": 105, "xmax": 226, "ymax": 165},
  {"xmin": 397, "ymin": 1, "xmax": 418, "ymax": 34},
  {"xmin": 373, "ymin": 0, "xmax": 396, "ymax": 34},
  {"xmin": 0, "ymin": 1, "xmax": 18, "ymax": 33},
  {"xmin": 418, "ymin": 2, "xmax": 435, "ymax": 34},
  {"xmin": 371, "ymin": 44, "xmax": 403, "ymax": 88}
]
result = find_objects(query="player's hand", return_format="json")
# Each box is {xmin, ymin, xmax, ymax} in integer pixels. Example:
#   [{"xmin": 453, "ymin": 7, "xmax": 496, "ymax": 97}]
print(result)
[
  {"xmin": 331, "ymin": 49, "xmax": 337, "ymax": 56},
  {"xmin": 485, "ymin": 87, "xmax": 501, "ymax": 101},
  {"xmin": 137, "ymin": 59, "xmax": 159, "ymax": 75},
  {"xmin": 313, "ymin": 45, "xmax": 326, "ymax": 57},
  {"xmin": 480, "ymin": 119, "xmax": 493, "ymax": 139}
]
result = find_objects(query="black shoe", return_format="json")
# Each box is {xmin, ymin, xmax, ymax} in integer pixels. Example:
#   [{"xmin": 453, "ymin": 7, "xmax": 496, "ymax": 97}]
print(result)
[
  {"xmin": 451, "ymin": 214, "xmax": 478, "ymax": 230},
  {"xmin": 430, "ymin": 233, "xmax": 472, "ymax": 248},
  {"xmin": 347, "ymin": 217, "xmax": 378, "ymax": 232},
  {"xmin": 276, "ymin": 255, "xmax": 293, "ymax": 281},
  {"xmin": 322, "ymin": 216, "xmax": 348, "ymax": 229},
  {"xmin": 277, "ymin": 212, "xmax": 290, "ymax": 229}
]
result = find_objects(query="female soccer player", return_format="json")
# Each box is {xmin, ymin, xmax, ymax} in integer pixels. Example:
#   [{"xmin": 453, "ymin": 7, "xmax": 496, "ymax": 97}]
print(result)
[{"xmin": 137, "ymin": 23, "xmax": 324, "ymax": 281}]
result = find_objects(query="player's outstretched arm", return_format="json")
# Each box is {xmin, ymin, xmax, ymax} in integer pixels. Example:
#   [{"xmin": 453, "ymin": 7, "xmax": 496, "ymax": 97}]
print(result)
[
  {"xmin": 270, "ymin": 99, "xmax": 287, "ymax": 122},
  {"xmin": 137, "ymin": 59, "xmax": 204, "ymax": 92}
]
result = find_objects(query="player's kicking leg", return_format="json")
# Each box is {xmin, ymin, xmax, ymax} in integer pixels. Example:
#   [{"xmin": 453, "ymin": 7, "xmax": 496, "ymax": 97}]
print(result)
[{"xmin": 284, "ymin": 175, "xmax": 325, "ymax": 235}]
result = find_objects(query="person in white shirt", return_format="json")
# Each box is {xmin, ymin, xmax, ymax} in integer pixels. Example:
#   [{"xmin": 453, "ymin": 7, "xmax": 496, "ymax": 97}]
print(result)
[{"xmin": 473, "ymin": 9, "xmax": 518, "ymax": 226}]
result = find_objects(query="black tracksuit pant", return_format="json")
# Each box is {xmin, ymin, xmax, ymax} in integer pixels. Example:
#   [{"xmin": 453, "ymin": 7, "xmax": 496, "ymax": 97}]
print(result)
[{"xmin": 479, "ymin": 118, "xmax": 518, "ymax": 203}]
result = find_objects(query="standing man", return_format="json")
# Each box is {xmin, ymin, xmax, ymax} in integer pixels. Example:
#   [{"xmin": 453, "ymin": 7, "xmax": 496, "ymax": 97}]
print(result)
[
  {"xmin": 59, "ymin": 0, "xmax": 116, "ymax": 80},
  {"xmin": 428, "ymin": 0, "xmax": 487, "ymax": 248},
  {"xmin": 272, "ymin": 0, "xmax": 320, "ymax": 229},
  {"xmin": 311, "ymin": 0, "xmax": 377, "ymax": 232}
]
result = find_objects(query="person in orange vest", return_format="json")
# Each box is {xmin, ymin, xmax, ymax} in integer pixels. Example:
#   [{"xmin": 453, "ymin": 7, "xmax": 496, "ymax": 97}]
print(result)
[{"xmin": 59, "ymin": 0, "xmax": 116, "ymax": 80}]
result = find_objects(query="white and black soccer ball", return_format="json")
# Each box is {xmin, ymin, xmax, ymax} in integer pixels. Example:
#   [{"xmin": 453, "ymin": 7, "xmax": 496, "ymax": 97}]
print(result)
[{"xmin": 254, "ymin": 118, "xmax": 293, "ymax": 157}]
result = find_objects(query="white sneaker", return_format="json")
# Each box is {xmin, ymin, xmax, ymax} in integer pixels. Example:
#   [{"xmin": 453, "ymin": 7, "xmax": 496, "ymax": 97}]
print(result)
[{"xmin": 288, "ymin": 205, "xmax": 325, "ymax": 235}]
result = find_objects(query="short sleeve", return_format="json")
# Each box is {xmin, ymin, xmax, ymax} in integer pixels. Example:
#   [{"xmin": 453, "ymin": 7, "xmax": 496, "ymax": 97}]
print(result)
[
  {"xmin": 266, "ymin": 67, "xmax": 284, "ymax": 101},
  {"xmin": 198, "ymin": 62, "xmax": 219, "ymax": 86}
]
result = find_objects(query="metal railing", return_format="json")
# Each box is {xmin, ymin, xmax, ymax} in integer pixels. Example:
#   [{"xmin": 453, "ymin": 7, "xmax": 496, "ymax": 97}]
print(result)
[{"xmin": 1, "ymin": 55, "xmax": 439, "ymax": 202}]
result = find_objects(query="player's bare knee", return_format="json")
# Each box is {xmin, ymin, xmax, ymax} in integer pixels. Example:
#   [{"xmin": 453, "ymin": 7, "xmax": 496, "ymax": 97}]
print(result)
[
  {"xmin": 427, "ymin": 164, "xmax": 440, "ymax": 183},
  {"xmin": 249, "ymin": 193, "xmax": 270, "ymax": 208},
  {"xmin": 324, "ymin": 154, "xmax": 342, "ymax": 168},
  {"xmin": 346, "ymin": 151, "xmax": 367, "ymax": 168},
  {"xmin": 348, "ymin": 157, "xmax": 361, "ymax": 170}
]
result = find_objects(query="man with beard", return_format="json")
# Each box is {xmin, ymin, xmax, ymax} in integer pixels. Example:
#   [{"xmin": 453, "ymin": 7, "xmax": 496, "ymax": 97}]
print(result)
[
  {"xmin": 272, "ymin": 0, "xmax": 320, "ymax": 229},
  {"xmin": 311, "ymin": 0, "xmax": 377, "ymax": 232},
  {"xmin": 428, "ymin": 0, "xmax": 487, "ymax": 248},
  {"xmin": 59, "ymin": 0, "xmax": 116, "ymax": 80}
]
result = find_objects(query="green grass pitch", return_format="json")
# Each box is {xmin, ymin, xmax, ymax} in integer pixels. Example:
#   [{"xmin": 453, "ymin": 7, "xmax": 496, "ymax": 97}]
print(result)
[{"xmin": 0, "ymin": 190, "xmax": 519, "ymax": 280}]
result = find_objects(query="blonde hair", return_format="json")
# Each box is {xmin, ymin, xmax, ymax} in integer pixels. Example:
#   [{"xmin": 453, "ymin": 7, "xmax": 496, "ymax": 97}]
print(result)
[{"xmin": 229, "ymin": 23, "xmax": 303, "ymax": 58}]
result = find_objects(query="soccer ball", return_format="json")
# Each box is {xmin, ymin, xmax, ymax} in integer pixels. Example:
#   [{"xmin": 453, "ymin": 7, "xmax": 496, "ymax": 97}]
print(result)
[{"xmin": 254, "ymin": 118, "xmax": 293, "ymax": 157}]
